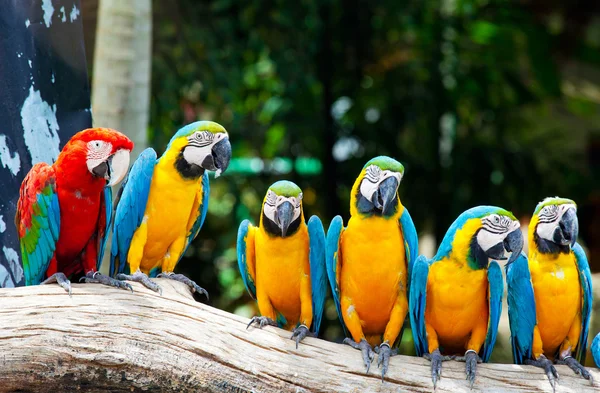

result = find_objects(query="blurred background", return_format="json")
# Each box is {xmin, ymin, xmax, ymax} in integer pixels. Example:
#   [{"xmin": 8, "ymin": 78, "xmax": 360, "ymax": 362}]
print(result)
[{"xmin": 2, "ymin": 0, "xmax": 598, "ymax": 365}]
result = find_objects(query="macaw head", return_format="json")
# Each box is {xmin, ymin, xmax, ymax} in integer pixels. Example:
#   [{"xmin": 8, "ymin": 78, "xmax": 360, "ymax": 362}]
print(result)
[
  {"xmin": 59, "ymin": 127, "xmax": 134, "ymax": 187},
  {"xmin": 167, "ymin": 121, "xmax": 232, "ymax": 179},
  {"xmin": 436, "ymin": 206, "xmax": 523, "ymax": 270},
  {"xmin": 530, "ymin": 197, "xmax": 578, "ymax": 254},
  {"xmin": 351, "ymin": 156, "xmax": 404, "ymax": 218},
  {"xmin": 260, "ymin": 180, "xmax": 304, "ymax": 238}
]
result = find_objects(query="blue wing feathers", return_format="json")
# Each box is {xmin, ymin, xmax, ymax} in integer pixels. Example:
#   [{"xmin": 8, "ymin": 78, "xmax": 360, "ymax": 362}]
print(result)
[
  {"xmin": 573, "ymin": 243, "xmax": 592, "ymax": 363},
  {"xmin": 236, "ymin": 219, "xmax": 256, "ymax": 299},
  {"xmin": 506, "ymin": 252, "xmax": 537, "ymax": 364},
  {"xmin": 482, "ymin": 260, "xmax": 503, "ymax": 362},
  {"xmin": 21, "ymin": 174, "xmax": 61, "ymax": 285},
  {"xmin": 181, "ymin": 171, "xmax": 210, "ymax": 260},
  {"xmin": 307, "ymin": 215, "xmax": 327, "ymax": 335},
  {"xmin": 325, "ymin": 215, "xmax": 347, "ymax": 335},
  {"xmin": 97, "ymin": 186, "xmax": 113, "ymax": 270},
  {"xmin": 110, "ymin": 148, "xmax": 157, "ymax": 276},
  {"xmin": 409, "ymin": 255, "xmax": 430, "ymax": 356},
  {"xmin": 399, "ymin": 207, "xmax": 418, "ymax": 291},
  {"xmin": 592, "ymin": 333, "xmax": 600, "ymax": 367}
]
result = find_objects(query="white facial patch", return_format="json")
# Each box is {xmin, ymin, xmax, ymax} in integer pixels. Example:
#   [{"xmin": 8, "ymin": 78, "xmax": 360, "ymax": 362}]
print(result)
[
  {"xmin": 183, "ymin": 131, "xmax": 226, "ymax": 167},
  {"xmin": 263, "ymin": 190, "xmax": 302, "ymax": 223},
  {"xmin": 86, "ymin": 140, "xmax": 113, "ymax": 173},
  {"xmin": 477, "ymin": 214, "xmax": 520, "ymax": 252},
  {"xmin": 536, "ymin": 203, "xmax": 577, "ymax": 241},
  {"xmin": 359, "ymin": 165, "xmax": 403, "ymax": 202}
]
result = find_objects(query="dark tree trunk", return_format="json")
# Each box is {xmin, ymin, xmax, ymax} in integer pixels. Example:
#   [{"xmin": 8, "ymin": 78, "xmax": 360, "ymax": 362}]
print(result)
[{"xmin": 0, "ymin": 0, "xmax": 92, "ymax": 288}]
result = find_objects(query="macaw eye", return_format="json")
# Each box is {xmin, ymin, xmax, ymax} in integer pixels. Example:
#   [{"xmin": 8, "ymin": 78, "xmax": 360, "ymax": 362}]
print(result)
[
  {"xmin": 494, "ymin": 216, "xmax": 500, "ymax": 224},
  {"xmin": 88, "ymin": 140, "xmax": 107, "ymax": 151},
  {"xmin": 295, "ymin": 193, "xmax": 303, "ymax": 208},
  {"xmin": 265, "ymin": 191, "xmax": 277, "ymax": 206}
]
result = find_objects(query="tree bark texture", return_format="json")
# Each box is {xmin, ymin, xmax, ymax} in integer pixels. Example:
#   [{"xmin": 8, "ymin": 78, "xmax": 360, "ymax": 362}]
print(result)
[
  {"xmin": 0, "ymin": 280, "xmax": 598, "ymax": 392},
  {"xmin": 91, "ymin": 0, "xmax": 151, "ymax": 159}
]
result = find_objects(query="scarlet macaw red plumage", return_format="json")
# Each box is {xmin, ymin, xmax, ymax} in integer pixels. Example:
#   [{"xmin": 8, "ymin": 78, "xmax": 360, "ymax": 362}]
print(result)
[{"xmin": 16, "ymin": 128, "xmax": 133, "ymax": 293}]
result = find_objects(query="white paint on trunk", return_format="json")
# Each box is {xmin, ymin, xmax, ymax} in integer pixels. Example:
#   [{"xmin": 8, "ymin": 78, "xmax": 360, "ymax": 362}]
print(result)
[
  {"xmin": 1, "ymin": 246, "xmax": 23, "ymax": 286},
  {"xmin": 20, "ymin": 86, "xmax": 60, "ymax": 165},
  {"xmin": 0, "ymin": 135, "xmax": 21, "ymax": 176},
  {"xmin": 59, "ymin": 6, "xmax": 66, "ymax": 22},
  {"xmin": 69, "ymin": 5, "xmax": 80, "ymax": 22},
  {"xmin": 0, "ymin": 215, "xmax": 5, "ymax": 233},
  {"xmin": 25, "ymin": 19, "xmax": 30, "ymax": 28},
  {"xmin": 41, "ymin": 0, "xmax": 54, "ymax": 28}
]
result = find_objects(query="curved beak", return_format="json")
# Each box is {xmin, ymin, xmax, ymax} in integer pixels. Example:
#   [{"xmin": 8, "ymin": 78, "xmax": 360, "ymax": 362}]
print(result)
[
  {"xmin": 504, "ymin": 228, "xmax": 524, "ymax": 264},
  {"xmin": 371, "ymin": 176, "xmax": 399, "ymax": 215},
  {"xmin": 276, "ymin": 201, "xmax": 294, "ymax": 237},
  {"xmin": 555, "ymin": 207, "xmax": 578, "ymax": 247},
  {"xmin": 93, "ymin": 149, "xmax": 131, "ymax": 187},
  {"xmin": 201, "ymin": 137, "xmax": 232, "ymax": 176}
]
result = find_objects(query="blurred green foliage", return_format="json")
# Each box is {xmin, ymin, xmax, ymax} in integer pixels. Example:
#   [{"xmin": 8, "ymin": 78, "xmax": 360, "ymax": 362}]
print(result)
[{"xmin": 149, "ymin": 0, "xmax": 600, "ymax": 361}]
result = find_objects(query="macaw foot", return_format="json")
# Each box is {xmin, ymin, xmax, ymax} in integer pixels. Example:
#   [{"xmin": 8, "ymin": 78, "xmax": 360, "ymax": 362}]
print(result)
[
  {"xmin": 424, "ymin": 348, "xmax": 454, "ymax": 388},
  {"xmin": 79, "ymin": 271, "xmax": 133, "ymax": 292},
  {"xmin": 374, "ymin": 342, "xmax": 398, "ymax": 381},
  {"xmin": 556, "ymin": 356, "xmax": 593, "ymax": 384},
  {"xmin": 41, "ymin": 272, "xmax": 72, "ymax": 296},
  {"xmin": 290, "ymin": 324, "xmax": 313, "ymax": 349},
  {"xmin": 343, "ymin": 338, "xmax": 375, "ymax": 374},
  {"xmin": 525, "ymin": 355, "xmax": 559, "ymax": 391},
  {"xmin": 246, "ymin": 316, "xmax": 278, "ymax": 330},
  {"xmin": 157, "ymin": 272, "xmax": 208, "ymax": 300},
  {"xmin": 455, "ymin": 349, "xmax": 482, "ymax": 388},
  {"xmin": 117, "ymin": 271, "xmax": 162, "ymax": 295}
]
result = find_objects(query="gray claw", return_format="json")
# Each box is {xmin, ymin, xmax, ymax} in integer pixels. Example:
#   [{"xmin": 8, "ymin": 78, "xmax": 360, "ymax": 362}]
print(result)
[
  {"xmin": 424, "ymin": 349, "xmax": 453, "ymax": 388},
  {"xmin": 246, "ymin": 316, "xmax": 277, "ymax": 330},
  {"xmin": 290, "ymin": 324, "xmax": 312, "ymax": 349},
  {"xmin": 344, "ymin": 338, "xmax": 375, "ymax": 374},
  {"xmin": 80, "ymin": 271, "xmax": 133, "ymax": 292},
  {"xmin": 117, "ymin": 271, "xmax": 162, "ymax": 295},
  {"xmin": 157, "ymin": 272, "xmax": 208, "ymax": 300},
  {"xmin": 374, "ymin": 342, "xmax": 398, "ymax": 381},
  {"xmin": 41, "ymin": 272, "xmax": 72, "ymax": 296},
  {"xmin": 526, "ymin": 355, "xmax": 558, "ymax": 392},
  {"xmin": 455, "ymin": 350, "xmax": 482, "ymax": 388},
  {"xmin": 556, "ymin": 356, "xmax": 593, "ymax": 385}
]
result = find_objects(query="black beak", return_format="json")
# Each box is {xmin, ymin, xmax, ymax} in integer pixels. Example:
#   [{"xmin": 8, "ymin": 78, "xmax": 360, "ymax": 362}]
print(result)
[
  {"xmin": 371, "ymin": 176, "xmax": 399, "ymax": 215},
  {"xmin": 91, "ymin": 157, "xmax": 111, "ymax": 181},
  {"xmin": 504, "ymin": 228, "xmax": 524, "ymax": 264},
  {"xmin": 201, "ymin": 137, "xmax": 232, "ymax": 173},
  {"xmin": 276, "ymin": 201, "xmax": 294, "ymax": 237},
  {"xmin": 555, "ymin": 208, "xmax": 578, "ymax": 247}
]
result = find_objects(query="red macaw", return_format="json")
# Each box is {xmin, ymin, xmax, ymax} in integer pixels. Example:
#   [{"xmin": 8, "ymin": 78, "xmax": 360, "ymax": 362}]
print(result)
[{"xmin": 16, "ymin": 128, "xmax": 133, "ymax": 294}]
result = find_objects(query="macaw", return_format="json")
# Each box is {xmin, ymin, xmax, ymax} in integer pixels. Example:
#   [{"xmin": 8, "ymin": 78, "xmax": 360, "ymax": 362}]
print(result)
[
  {"xmin": 506, "ymin": 197, "xmax": 593, "ymax": 389},
  {"xmin": 410, "ymin": 206, "xmax": 523, "ymax": 388},
  {"xmin": 237, "ymin": 181, "xmax": 327, "ymax": 348},
  {"xmin": 326, "ymin": 156, "xmax": 418, "ymax": 380},
  {"xmin": 110, "ymin": 121, "xmax": 231, "ymax": 297},
  {"xmin": 592, "ymin": 333, "xmax": 600, "ymax": 368},
  {"xmin": 16, "ymin": 128, "xmax": 134, "ymax": 294}
]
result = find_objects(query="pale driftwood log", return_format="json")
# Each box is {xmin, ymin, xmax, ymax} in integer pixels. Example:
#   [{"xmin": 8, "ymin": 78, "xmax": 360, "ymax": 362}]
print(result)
[{"xmin": 0, "ymin": 281, "xmax": 597, "ymax": 393}]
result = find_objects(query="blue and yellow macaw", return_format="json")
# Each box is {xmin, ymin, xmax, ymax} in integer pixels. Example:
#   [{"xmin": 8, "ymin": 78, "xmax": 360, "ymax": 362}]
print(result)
[
  {"xmin": 592, "ymin": 333, "xmax": 600, "ymax": 368},
  {"xmin": 110, "ymin": 121, "xmax": 231, "ymax": 296},
  {"xmin": 506, "ymin": 197, "xmax": 593, "ymax": 389},
  {"xmin": 326, "ymin": 156, "xmax": 418, "ymax": 380},
  {"xmin": 410, "ymin": 206, "xmax": 523, "ymax": 388},
  {"xmin": 237, "ymin": 181, "xmax": 327, "ymax": 348}
]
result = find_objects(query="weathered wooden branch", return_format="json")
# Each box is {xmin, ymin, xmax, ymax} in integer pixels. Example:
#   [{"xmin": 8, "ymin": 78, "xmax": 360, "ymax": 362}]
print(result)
[{"xmin": 0, "ymin": 280, "xmax": 597, "ymax": 393}]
